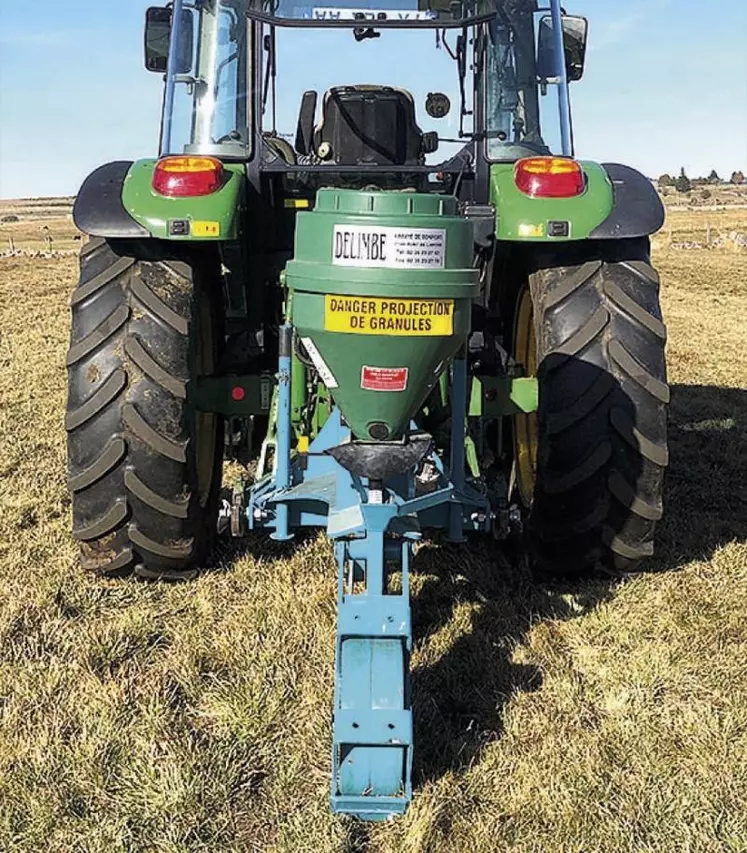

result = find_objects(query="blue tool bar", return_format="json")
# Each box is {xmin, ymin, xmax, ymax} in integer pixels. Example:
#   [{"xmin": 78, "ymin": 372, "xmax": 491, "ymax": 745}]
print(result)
[{"xmin": 271, "ymin": 325, "xmax": 293, "ymax": 541}]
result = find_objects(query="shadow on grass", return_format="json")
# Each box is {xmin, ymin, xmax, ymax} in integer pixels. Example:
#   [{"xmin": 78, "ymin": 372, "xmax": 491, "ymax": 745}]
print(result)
[
  {"xmin": 409, "ymin": 382, "xmax": 747, "ymax": 787},
  {"xmin": 653, "ymin": 384, "xmax": 747, "ymax": 571},
  {"xmin": 408, "ymin": 538, "xmax": 615, "ymax": 787}
]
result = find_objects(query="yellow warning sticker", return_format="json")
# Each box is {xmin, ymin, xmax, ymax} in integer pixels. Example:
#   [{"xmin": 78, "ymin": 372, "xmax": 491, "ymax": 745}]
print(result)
[
  {"xmin": 324, "ymin": 295, "xmax": 454, "ymax": 336},
  {"xmin": 192, "ymin": 220, "xmax": 221, "ymax": 237}
]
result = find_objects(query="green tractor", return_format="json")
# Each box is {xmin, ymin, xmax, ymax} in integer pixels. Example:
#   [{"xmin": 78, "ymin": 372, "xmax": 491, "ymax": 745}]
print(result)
[{"xmin": 68, "ymin": 0, "xmax": 668, "ymax": 819}]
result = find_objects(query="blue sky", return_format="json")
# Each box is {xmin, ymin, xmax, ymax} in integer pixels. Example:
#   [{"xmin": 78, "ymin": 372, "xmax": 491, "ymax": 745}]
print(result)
[{"xmin": 0, "ymin": 0, "xmax": 745, "ymax": 198}]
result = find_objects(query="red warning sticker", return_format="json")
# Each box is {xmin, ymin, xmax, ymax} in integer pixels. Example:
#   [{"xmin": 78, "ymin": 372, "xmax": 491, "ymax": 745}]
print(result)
[{"xmin": 361, "ymin": 365, "xmax": 409, "ymax": 392}]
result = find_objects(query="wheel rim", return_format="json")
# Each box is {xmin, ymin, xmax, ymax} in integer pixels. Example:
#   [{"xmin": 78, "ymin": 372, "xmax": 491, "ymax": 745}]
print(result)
[
  {"xmin": 195, "ymin": 294, "xmax": 217, "ymax": 507},
  {"xmin": 513, "ymin": 286, "xmax": 538, "ymax": 508}
]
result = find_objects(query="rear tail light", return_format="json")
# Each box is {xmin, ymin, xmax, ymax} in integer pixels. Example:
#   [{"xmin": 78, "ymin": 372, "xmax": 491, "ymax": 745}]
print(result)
[
  {"xmin": 152, "ymin": 156, "xmax": 225, "ymax": 197},
  {"xmin": 514, "ymin": 157, "xmax": 586, "ymax": 198}
]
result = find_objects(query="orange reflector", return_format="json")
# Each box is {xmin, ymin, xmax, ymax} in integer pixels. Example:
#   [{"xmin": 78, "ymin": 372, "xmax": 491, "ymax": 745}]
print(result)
[
  {"xmin": 152, "ymin": 156, "xmax": 224, "ymax": 197},
  {"xmin": 514, "ymin": 157, "xmax": 585, "ymax": 198}
]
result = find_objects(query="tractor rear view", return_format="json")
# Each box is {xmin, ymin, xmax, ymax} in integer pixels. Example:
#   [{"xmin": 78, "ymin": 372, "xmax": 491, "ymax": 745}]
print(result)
[{"xmin": 68, "ymin": 0, "xmax": 668, "ymax": 819}]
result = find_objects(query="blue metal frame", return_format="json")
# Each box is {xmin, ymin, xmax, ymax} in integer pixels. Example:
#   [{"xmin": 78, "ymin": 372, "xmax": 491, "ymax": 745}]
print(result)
[{"xmin": 248, "ymin": 334, "xmax": 492, "ymax": 820}]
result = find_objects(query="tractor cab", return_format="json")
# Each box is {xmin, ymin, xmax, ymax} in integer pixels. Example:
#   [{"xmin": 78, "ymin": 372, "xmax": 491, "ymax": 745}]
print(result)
[{"xmin": 147, "ymin": 0, "xmax": 589, "ymax": 190}]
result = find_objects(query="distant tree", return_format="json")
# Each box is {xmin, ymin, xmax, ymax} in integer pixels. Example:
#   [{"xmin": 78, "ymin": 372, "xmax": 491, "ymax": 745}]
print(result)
[
  {"xmin": 675, "ymin": 167, "xmax": 692, "ymax": 194},
  {"xmin": 730, "ymin": 170, "xmax": 745, "ymax": 185},
  {"xmin": 657, "ymin": 173, "xmax": 674, "ymax": 188},
  {"xmin": 700, "ymin": 189, "xmax": 712, "ymax": 200},
  {"xmin": 0, "ymin": 214, "xmax": 19, "ymax": 223},
  {"xmin": 707, "ymin": 169, "xmax": 721, "ymax": 184}
]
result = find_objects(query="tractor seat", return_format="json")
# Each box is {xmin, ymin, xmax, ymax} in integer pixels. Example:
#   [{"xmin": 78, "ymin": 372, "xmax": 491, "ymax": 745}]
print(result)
[{"xmin": 313, "ymin": 85, "xmax": 432, "ymax": 166}]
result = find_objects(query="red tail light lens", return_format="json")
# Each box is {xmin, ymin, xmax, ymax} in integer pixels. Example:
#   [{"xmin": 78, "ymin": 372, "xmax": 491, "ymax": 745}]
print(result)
[
  {"xmin": 514, "ymin": 157, "xmax": 586, "ymax": 198},
  {"xmin": 152, "ymin": 156, "xmax": 224, "ymax": 197}
]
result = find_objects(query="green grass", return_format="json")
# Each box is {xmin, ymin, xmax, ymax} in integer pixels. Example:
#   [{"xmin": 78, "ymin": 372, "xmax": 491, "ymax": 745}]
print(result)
[{"xmin": 0, "ymin": 229, "xmax": 745, "ymax": 852}]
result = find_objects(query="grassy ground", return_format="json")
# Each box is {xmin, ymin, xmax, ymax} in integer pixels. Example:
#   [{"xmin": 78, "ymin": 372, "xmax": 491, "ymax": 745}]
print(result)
[{"xmin": 0, "ymin": 208, "xmax": 745, "ymax": 852}]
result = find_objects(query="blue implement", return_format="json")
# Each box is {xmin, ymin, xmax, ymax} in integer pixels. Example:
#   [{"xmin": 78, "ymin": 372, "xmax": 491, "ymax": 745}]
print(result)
[{"xmin": 248, "ymin": 339, "xmax": 493, "ymax": 820}]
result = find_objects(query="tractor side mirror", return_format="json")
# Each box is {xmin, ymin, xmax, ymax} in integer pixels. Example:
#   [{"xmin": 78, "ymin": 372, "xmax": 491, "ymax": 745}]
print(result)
[
  {"xmin": 295, "ymin": 91, "xmax": 318, "ymax": 157},
  {"xmin": 144, "ymin": 6, "xmax": 194, "ymax": 75},
  {"xmin": 537, "ymin": 15, "xmax": 588, "ymax": 83}
]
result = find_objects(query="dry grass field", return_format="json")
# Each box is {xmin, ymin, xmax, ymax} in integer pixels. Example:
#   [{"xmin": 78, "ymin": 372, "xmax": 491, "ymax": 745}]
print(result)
[
  {"xmin": 0, "ymin": 199, "xmax": 79, "ymax": 254},
  {"xmin": 0, "ymin": 203, "xmax": 745, "ymax": 852}
]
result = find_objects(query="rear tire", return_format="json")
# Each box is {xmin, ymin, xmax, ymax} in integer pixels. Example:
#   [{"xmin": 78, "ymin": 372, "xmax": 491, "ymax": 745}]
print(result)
[
  {"xmin": 517, "ymin": 238, "xmax": 669, "ymax": 575},
  {"xmin": 66, "ymin": 238, "xmax": 223, "ymax": 579}
]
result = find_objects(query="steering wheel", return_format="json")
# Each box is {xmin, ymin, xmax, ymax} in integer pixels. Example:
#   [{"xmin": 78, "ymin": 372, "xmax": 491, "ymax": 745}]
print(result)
[{"xmin": 262, "ymin": 135, "xmax": 298, "ymax": 165}]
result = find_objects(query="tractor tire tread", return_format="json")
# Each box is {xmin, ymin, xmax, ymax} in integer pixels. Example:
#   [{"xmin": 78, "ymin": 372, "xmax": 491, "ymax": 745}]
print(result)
[
  {"xmin": 124, "ymin": 469, "xmax": 190, "ymax": 518},
  {"xmin": 608, "ymin": 471, "xmax": 663, "ymax": 521},
  {"xmin": 66, "ymin": 304, "xmax": 130, "ymax": 366},
  {"xmin": 547, "ymin": 369, "xmax": 615, "ymax": 434},
  {"xmin": 81, "ymin": 547, "xmax": 136, "ymax": 577},
  {"xmin": 128, "ymin": 525, "xmax": 194, "ymax": 559},
  {"xmin": 550, "ymin": 305, "xmax": 609, "ymax": 364},
  {"xmin": 124, "ymin": 335, "xmax": 186, "ymax": 398},
  {"xmin": 121, "ymin": 403, "xmax": 187, "ymax": 462},
  {"xmin": 603, "ymin": 528, "xmax": 654, "ymax": 560},
  {"xmin": 527, "ymin": 237, "xmax": 668, "ymax": 576},
  {"xmin": 603, "ymin": 278, "xmax": 667, "ymax": 340},
  {"xmin": 542, "ymin": 259, "xmax": 603, "ymax": 309},
  {"xmin": 542, "ymin": 440, "xmax": 612, "ymax": 494},
  {"xmin": 610, "ymin": 407, "xmax": 669, "ymax": 466},
  {"xmin": 130, "ymin": 273, "xmax": 189, "ymax": 335},
  {"xmin": 73, "ymin": 499, "xmax": 128, "ymax": 541},
  {"xmin": 79, "ymin": 236, "xmax": 106, "ymax": 258},
  {"xmin": 609, "ymin": 339, "xmax": 670, "ymax": 403},
  {"xmin": 66, "ymin": 239, "xmax": 221, "ymax": 577},
  {"xmin": 68, "ymin": 437, "xmax": 127, "ymax": 493},
  {"xmin": 65, "ymin": 368, "xmax": 127, "ymax": 431},
  {"xmin": 71, "ymin": 255, "xmax": 135, "ymax": 306}
]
